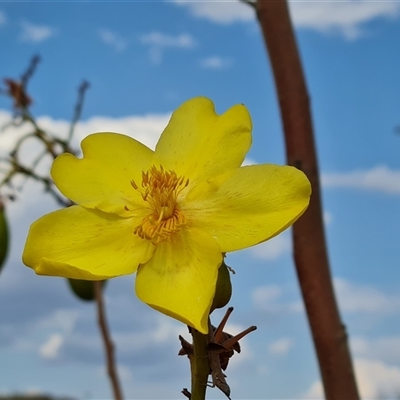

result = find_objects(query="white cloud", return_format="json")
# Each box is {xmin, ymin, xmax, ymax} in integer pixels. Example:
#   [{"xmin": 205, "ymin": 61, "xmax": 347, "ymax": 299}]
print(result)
[
  {"xmin": 268, "ymin": 337, "xmax": 294, "ymax": 356},
  {"xmin": 302, "ymin": 380, "xmax": 324, "ymax": 399},
  {"xmin": 37, "ymin": 309, "xmax": 78, "ymax": 333},
  {"xmin": 39, "ymin": 333, "xmax": 63, "ymax": 359},
  {"xmin": 171, "ymin": 0, "xmax": 400, "ymax": 39},
  {"xmin": 98, "ymin": 29, "xmax": 128, "ymax": 52},
  {"xmin": 322, "ymin": 165, "xmax": 400, "ymax": 195},
  {"xmin": 304, "ymin": 358, "xmax": 400, "ymax": 399},
  {"xmin": 94, "ymin": 314, "xmax": 187, "ymax": 356},
  {"xmin": 252, "ymin": 284, "xmax": 303, "ymax": 314},
  {"xmin": 140, "ymin": 31, "xmax": 195, "ymax": 64},
  {"xmin": 19, "ymin": 20, "xmax": 56, "ymax": 43},
  {"xmin": 248, "ymin": 232, "xmax": 291, "ymax": 261},
  {"xmin": 71, "ymin": 113, "xmax": 169, "ymax": 149},
  {"xmin": 0, "ymin": 109, "xmax": 169, "ymax": 154},
  {"xmin": 289, "ymin": 1, "xmax": 400, "ymax": 40},
  {"xmin": 242, "ymin": 157, "xmax": 257, "ymax": 166},
  {"xmin": 200, "ymin": 56, "xmax": 233, "ymax": 70},
  {"xmin": 140, "ymin": 31, "xmax": 195, "ymax": 48},
  {"xmin": 351, "ymin": 336, "xmax": 400, "ymax": 365},
  {"xmin": 2, "ymin": 308, "xmax": 78, "ymax": 359},
  {"xmin": 170, "ymin": 0, "xmax": 254, "ymax": 24},
  {"xmin": 0, "ymin": 111, "xmax": 31, "ymax": 153},
  {"xmin": 0, "ymin": 11, "xmax": 6, "ymax": 26},
  {"xmin": 334, "ymin": 277, "xmax": 400, "ymax": 314},
  {"xmin": 356, "ymin": 358, "xmax": 400, "ymax": 398},
  {"xmin": 252, "ymin": 277, "xmax": 400, "ymax": 318}
]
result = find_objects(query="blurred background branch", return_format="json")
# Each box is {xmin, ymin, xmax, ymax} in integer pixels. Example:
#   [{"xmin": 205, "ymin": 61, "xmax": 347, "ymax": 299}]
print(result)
[{"xmin": 0, "ymin": 56, "xmax": 123, "ymax": 400}]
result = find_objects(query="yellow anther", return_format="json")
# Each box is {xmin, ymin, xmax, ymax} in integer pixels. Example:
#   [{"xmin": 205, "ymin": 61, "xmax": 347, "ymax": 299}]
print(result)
[{"xmin": 132, "ymin": 166, "xmax": 188, "ymax": 243}]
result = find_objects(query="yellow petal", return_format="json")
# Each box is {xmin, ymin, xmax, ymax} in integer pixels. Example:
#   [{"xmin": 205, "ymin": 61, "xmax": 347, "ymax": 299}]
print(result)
[
  {"xmin": 23, "ymin": 205, "xmax": 154, "ymax": 280},
  {"xmin": 51, "ymin": 133, "xmax": 154, "ymax": 215},
  {"xmin": 135, "ymin": 228, "xmax": 222, "ymax": 334},
  {"xmin": 154, "ymin": 97, "xmax": 252, "ymax": 186},
  {"xmin": 185, "ymin": 164, "xmax": 311, "ymax": 252}
]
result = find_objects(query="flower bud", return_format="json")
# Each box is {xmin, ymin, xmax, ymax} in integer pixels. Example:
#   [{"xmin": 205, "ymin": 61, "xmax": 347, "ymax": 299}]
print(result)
[
  {"xmin": 0, "ymin": 202, "xmax": 9, "ymax": 273},
  {"xmin": 67, "ymin": 278, "xmax": 107, "ymax": 301},
  {"xmin": 210, "ymin": 258, "xmax": 232, "ymax": 312}
]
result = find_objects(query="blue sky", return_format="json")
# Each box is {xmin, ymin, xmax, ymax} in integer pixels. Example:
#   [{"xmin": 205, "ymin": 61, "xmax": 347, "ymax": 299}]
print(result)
[{"xmin": 1, "ymin": 1, "xmax": 400, "ymax": 399}]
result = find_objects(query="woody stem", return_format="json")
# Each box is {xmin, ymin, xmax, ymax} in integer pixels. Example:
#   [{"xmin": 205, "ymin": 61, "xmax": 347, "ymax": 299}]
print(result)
[
  {"xmin": 94, "ymin": 281, "xmax": 124, "ymax": 400},
  {"xmin": 190, "ymin": 326, "xmax": 210, "ymax": 400},
  {"xmin": 255, "ymin": 0, "xmax": 360, "ymax": 398}
]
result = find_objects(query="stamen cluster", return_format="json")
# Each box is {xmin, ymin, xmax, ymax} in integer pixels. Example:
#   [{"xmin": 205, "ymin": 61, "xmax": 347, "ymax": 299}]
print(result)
[{"xmin": 132, "ymin": 166, "xmax": 189, "ymax": 243}]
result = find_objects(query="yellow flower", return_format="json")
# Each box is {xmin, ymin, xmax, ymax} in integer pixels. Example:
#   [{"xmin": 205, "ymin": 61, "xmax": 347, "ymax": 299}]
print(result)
[{"xmin": 22, "ymin": 97, "xmax": 311, "ymax": 333}]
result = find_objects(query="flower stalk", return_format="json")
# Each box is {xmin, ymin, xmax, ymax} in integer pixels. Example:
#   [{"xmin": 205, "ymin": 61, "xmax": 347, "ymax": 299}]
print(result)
[{"xmin": 190, "ymin": 327, "xmax": 210, "ymax": 400}]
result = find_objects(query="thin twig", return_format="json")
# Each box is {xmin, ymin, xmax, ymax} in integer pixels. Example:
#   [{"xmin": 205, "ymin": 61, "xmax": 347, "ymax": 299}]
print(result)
[
  {"xmin": 21, "ymin": 54, "xmax": 40, "ymax": 87},
  {"xmin": 21, "ymin": 109, "xmax": 59, "ymax": 159},
  {"xmin": 1, "ymin": 57, "xmax": 124, "ymax": 399},
  {"xmin": 255, "ymin": 1, "xmax": 359, "ymax": 399},
  {"xmin": 12, "ymin": 164, "xmax": 68, "ymax": 206},
  {"xmin": 94, "ymin": 281, "xmax": 124, "ymax": 400},
  {"xmin": 67, "ymin": 80, "xmax": 90, "ymax": 143}
]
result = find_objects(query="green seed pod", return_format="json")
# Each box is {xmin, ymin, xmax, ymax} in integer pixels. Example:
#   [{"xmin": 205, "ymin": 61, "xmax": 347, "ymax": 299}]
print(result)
[
  {"xmin": 67, "ymin": 278, "xmax": 107, "ymax": 302},
  {"xmin": 211, "ymin": 258, "xmax": 232, "ymax": 313},
  {"xmin": 0, "ymin": 202, "xmax": 9, "ymax": 274}
]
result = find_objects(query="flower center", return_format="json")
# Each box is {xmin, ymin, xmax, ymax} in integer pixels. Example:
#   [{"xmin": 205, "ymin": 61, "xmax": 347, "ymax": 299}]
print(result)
[{"xmin": 131, "ymin": 165, "xmax": 189, "ymax": 243}]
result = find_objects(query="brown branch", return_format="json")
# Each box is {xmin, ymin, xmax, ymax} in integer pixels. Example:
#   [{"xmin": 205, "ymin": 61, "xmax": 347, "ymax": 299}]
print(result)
[
  {"xmin": 94, "ymin": 281, "xmax": 124, "ymax": 400},
  {"xmin": 255, "ymin": 1, "xmax": 360, "ymax": 399}
]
